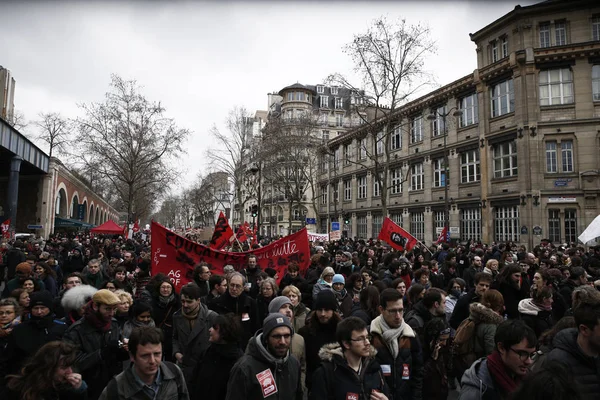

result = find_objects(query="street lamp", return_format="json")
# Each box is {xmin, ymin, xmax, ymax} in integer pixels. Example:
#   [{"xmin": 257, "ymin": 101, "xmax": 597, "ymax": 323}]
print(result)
[
  {"xmin": 249, "ymin": 162, "xmax": 262, "ymax": 235},
  {"xmin": 427, "ymin": 107, "xmax": 462, "ymax": 240}
]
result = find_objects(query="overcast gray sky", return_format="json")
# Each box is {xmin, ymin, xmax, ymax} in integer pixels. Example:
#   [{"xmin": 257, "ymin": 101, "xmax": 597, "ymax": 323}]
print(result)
[{"xmin": 1, "ymin": 0, "xmax": 539, "ymax": 192}]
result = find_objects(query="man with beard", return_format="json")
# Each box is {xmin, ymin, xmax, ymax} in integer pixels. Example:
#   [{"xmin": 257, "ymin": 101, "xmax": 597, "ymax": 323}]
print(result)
[
  {"xmin": 298, "ymin": 290, "xmax": 341, "ymax": 392},
  {"xmin": 241, "ymin": 255, "xmax": 261, "ymax": 298},
  {"xmin": 459, "ymin": 320, "xmax": 537, "ymax": 400},
  {"xmin": 404, "ymin": 288, "xmax": 447, "ymax": 345},
  {"xmin": 463, "ymin": 255, "xmax": 483, "ymax": 291},
  {"xmin": 225, "ymin": 313, "xmax": 302, "ymax": 400},
  {"xmin": 172, "ymin": 283, "xmax": 217, "ymax": 385},
  {"xmin": 64, "ymin": 288, "xmax": 129, "ymax": 400},
  {"xmin": 311, "ymin": 317, "xmax": 391, "ymax": 400},
  {"xmin": 2, "ymin": 291, "xmax": 68, "ymax": 377},
  {"xmin": 122, "ymin": 251, "xmax": 137, "ymax": 272},
  {"xmin": 370, "ymin": 289, "xmax": 423, "ymax": 400},
  {"xmin": 546, "ymin": 299, "xmax": 600, "ymax": 399},
  {"xmin": 208, "ymin": 272, "xmax": 258, "ymax": 349}
]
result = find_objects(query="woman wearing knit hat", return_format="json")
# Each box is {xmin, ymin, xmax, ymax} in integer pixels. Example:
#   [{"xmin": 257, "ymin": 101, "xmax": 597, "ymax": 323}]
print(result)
[{"xmin": 331, "ymin": 274, "xmax": 353, "ymax": 318}]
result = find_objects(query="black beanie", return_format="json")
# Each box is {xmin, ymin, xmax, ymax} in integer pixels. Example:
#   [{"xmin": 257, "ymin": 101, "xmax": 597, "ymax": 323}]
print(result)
[
  {"xmin": 314, "ymin": 290, "xmax": 338, "ymax": 311},
  {"xmin": 30, "ymin": 290, "xmax": 54, "ymax": 311}
]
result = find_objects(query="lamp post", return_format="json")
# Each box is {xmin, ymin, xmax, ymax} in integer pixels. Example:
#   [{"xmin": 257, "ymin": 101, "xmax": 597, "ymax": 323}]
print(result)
[
  {"xmin": 427, "ymin": 107, "xmax": 462, "ymax": 241},
  {"xmin": 249, "ymin": 162, "xmax": 262, "ymax": 236}
]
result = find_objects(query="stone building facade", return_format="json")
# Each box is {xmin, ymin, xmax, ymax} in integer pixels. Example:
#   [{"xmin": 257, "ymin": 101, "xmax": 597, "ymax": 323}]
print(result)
[{"xmin": 317, "ymin": 0, "xmax": 600, "ymax": 248}]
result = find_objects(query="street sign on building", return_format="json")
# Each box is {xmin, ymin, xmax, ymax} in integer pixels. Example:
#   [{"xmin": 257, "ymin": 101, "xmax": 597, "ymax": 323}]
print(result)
[
  {"xmin": 306, "ymin": 217, "xmax": 316, "ymax": 224},
  {"xmin": 27, "ymin": 224, "xmax": 43, "ymax": 230},
  {"xmin": 331, "ymin": 222, "xmax": 340, "ymax": 231}
]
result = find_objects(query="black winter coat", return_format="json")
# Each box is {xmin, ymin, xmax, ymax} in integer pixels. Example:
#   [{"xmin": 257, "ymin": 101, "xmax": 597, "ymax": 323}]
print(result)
[
  {"xmin": 64, "ymin": 317, "xmax": 128, "ymax": 400},
  {"xmin": 208, "ymin": 291, "xmax": 258, "ymax": 350},
  {"xmin": 225, "ymin": 332, "xmax": 303, "ymax": 400},
  {"xmin": 546, "ymin": 328, "xmax": 600, "ymax": 400},
  {"xmin": 150, "ymin": 294, "xmax": 179, "ymax": 362},
  {"xmin": 450, "ymin": 290, "xmax": 480, "ymax": 329},
  {"xmin": 298, "ymin": 315, "xmax": 339, "ymax": 390},
  {"xmin": 190, "ymin": 342, "xmax": 243, "ymax": 400},
  {"xmin": 369, "ymin": 317, "xmax": 424, "ymax": 400},
  {"xmin": 309, "ymin": 343, "xmax": 390, "ymax": 400},
  {"xmin": 491, "ymin": 281, "xmax": 527, "ymax": 320}
]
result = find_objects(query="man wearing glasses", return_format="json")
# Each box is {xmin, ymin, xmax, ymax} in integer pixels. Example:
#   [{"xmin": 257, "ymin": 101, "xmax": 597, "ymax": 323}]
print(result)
[
  {"xmin": 459, "ymin": 320, "xmax": 537, "ymax": 400},
  {"xmin": 370, "ymin": 289, "xmax": 423, "ymax": 400},
  {"xmin": 310, "ymin": 316, "xmax": 390, "ymax": 400},
  {"xmin": 226, "ymin": 313, "xmax": 302, "ymax": 400}
]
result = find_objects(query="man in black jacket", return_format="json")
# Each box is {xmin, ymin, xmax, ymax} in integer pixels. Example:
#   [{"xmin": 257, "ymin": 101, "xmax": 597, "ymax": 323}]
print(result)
[
  {"xmin": 64, "ymin": 288, "xmax": 129, "ymax": 400},
  {"xmin": 450, "ymin": 272, "xmax": 492, "ymax": 329},
  {"xmin": 405, "ymin": 288, "xmax": 446, "ymax": 345},
  {"xmin": 546, "ymin": 299, "xmax": 600, "ymax": 400},
  {"xmin": 209, "ymin": 272, "xmax": 258, "ymax": 349},
  {"xmin": 225, "ymin": 313, "xmax": 303, "ymax": 400}
]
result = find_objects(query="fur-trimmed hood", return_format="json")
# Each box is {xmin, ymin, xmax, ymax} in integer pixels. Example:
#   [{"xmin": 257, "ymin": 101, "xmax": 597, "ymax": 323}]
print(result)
[
  {"xmin": 61, "ymin": 285, "xmax": 98, "ymax": 312},
  {"xmin": 468, "ymin": 302, "xmax": 504, "ymax": 325},
  {"xmin": 518, "ymin": 298, "xmax": 543, "ymax": 316},
  {"xmin": 318, "ymin": 341, "xmax": 377, "ymax": 362}
]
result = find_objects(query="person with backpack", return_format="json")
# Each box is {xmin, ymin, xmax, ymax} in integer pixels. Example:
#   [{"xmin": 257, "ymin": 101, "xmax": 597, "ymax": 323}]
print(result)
[
  {"xmin": 99, "ymin": 326, "xmax": 189, "ymax": 400},
  {"xmin": 310, "ymin": 317, "xmax": 390, "ymax": 400},
  {"xmin": 404, "ymin": 288, "xmax": 446, "ymax": 345},
  {"xmin": 451, "ymin": 289, "xmax": 505, "ymax": 381}
]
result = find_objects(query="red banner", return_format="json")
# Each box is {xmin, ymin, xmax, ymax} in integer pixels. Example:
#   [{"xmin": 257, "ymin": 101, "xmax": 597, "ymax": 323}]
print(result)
[
  {"xmin": 1, "ymin": 219, "xmax": 10, "ymax": 239},
  {"xmin": 151, "ymin": 221, "xmax": 310, "ymax": 291},
  {"xmin": 377, "ymin": 217, "xmax": 418, "ymax": 252},
  {"xmin": 209, "ymin": 211, "xmax": 235, "ymax": 250},
  {"xmin": 436, "ymin": 226, "xmax": 449, "ymax": 243}
]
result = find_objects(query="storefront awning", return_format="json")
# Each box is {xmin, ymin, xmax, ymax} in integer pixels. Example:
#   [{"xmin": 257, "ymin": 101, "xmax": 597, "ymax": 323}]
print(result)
[{"xmin": 54, "ymin": 217, "xmax": 95, "ymax": 229}]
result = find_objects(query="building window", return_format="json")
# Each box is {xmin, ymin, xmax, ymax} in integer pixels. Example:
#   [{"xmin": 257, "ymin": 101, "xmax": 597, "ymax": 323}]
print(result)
[
  {"xmin": 540, "ymin": 23, "xmax": 550, "ymax": 48},
  {"xmin": 501, "ymin": 36, "xmax": 508, "ymax": 58},
  {"xmin": 434, "ymin": 211, "xmax": 445, "ymax": 234},
  {"xmin": 320, "ymin": 185, "xmax": 328, "ymax": 205},
  {"xmin": 548, "ymin": 209, "xmax": 561, "ymax": 242},
  {"xmin": 372, "ymin": 214, "xmax": 383, "ymax": 236},
  {"xmin": 358, "ymin": 138, "xmax": 367, "ymax": 160},
  {"xmin": 320, "ymin": 154, "xmax": 328, "ymax": 173},
  {"xmin": 331, "ymin": 86, "xmax": 339, "ymax": 95},
  {"xmin": 493, "ymin": 140, "xmax": 518, "ymax": 178},
  {"xmin": 565, "ymin": 209, "xmax": 577, "ymax": 243},
  {"xmin": 322, "ymin": 130, "xmax": 330, "ymax": 142},
  {"xmin": 391, "ymin": 212, "xmax": 403, "ymax": 227},
  {"xmin": 490, "ymin": 78, "xmax": 514, "ymax": 117},
  {"xmin": 390, "ymin": 168, "xmax": 403, "ymax": 194},
  {"xmin": 344, "ymin": 143, "xmax": 352, "ymax": 165},
  {"xmin": 461, "ymin": 150, "xmax": 480, "ymax": 183},
  {"xmin": 411, "ymin": 212, "xmax": 425, "ymax": 241},
  {"xmin": 317, "ymin": 85, "xmax": 324, "ymax": 93},
  {"xmin": 357, "ymin": 176, "xmax": 367, "ymax": 199},
  {"xmin": 357, "ymin": 215, "xmax": 367, "ymax": 238},
  {"xmin": 546, "ymin": 142, "xmax": 557, "ymax": 173},
  {"xmin": 336, "ymin": 114, "xmax": 343, "ymax": 127},
  {"xmin": 491, "ymin": 41, "xmax": 499, "ymax": 63},
  {"xmin": 433, "ymin": 158, "xmax": 447, "ymax": 187},
  {"xmin": 411, "ymin": 163, "xmax": 424, "ymax": 190},
  {"xmin": 432, "ymin": 105, "xmax": 446, "ymax": 137},
  {"xmin": 376, "ymin": 131, "xmax": 384, "ymax": 155},
  {"xmin": 461, "ymin": 208, "xmax": 481, "ymax": 241},
  {"xmin": 562, "ymin": 140, "xmax": 574, "ymax": 172},
  {"xmin": 411, "ymin": 115, "xmax": 423, "ymax": 143},
  {"xmin": 333, "ymin": 148, "xmax": 340, "ymax": 170},
  {"xmin": 391, "ymin": 125, "xmax": 402, "ymax": 150},
  {"xmin": 539, "ymin": 68, "xmax": 573, "ymax": 106},
  {"xmin": 459, "ymin": 93, "xmax": 478, "ymax": 127},
  {"xmin": 320, "ymin": 96, "xmax": 329, "ymax": 108},
  {"xmin": 555, "ymin": 21, "xmax": 567, "ymax": 46},
  {"xmin": 592, "ymin": 65, "xmax": 600, "ymax": 101},
  {"xmin": 343, "ymin": 180, "xmax": 351, "ymax": 201},
  {"xmin": 287, "ymin": 92, "xmax": 294, "ymax": 101},
  {"xmin": 593, "ymin": 16, "xmax": 600, "ymax": 41},
  {"xmin": 494, "ymin": 206, "xmax": 520, "ymax": 242},
  {"xmin": 335, "ymin": 97, "xmax": 343, "ymax": 109},
  {"xmin": 373, "ymin": 178, "xmax": 381, "ymax": 197}
]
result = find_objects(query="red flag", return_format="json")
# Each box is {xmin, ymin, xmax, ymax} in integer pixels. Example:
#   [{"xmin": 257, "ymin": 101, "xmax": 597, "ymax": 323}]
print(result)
[
  {"xmin": 236, "ymin": 226, "xmax": 248, "ymax": 242},
  {"xmin": 151, "ymin": 221, "xmax": 311, "ymax": 291},
  {"xmin": 1, "ymin": 219, "xmax": 10, "ymax": 239},
  {"xmin": 436, "ymin": 226, "xmax": 449, "ymax": 243},
  {"xmin": 133, "ymin": 220, "xmax": 140, "ymax": 233},
  {"xmin": 209, "ymin": 212, "xmax": 235, "ymax": 250},
  {"xmin": 377, "ymin": 217, "xmax": 418, "ymax": 252}
]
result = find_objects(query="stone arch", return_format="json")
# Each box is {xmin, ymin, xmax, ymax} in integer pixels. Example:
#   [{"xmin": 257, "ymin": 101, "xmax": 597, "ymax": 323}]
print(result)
[
  {"xmin": 71, "ymin": 191, "xmax": 80, "ymax": 219},
  {"xmin": 95, "ymin": 206, "xmax": 100, "ymax": 225},
  {"xmin": 55, "ymin": 183, "xmax": 69, "ymax": 218},
  {"xmin": 89, "ymin": 202, "xmax": 96, "ymax": 225},
  {"xmin": 81, "ymin": 197, "xmax": 88, "ymax": 222}
]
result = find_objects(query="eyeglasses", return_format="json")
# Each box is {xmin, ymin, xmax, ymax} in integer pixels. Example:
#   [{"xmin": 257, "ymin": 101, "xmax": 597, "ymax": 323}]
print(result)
[
  {"xmin": 0, "ymin": 311, "xmax": 15, "ymax": 316},
  {"xmin": 270, "ymin": 333, "xmax": 291, "ymax": 341},
  {"xmin": 350, "ymin": 334, "xmax": 372, "ymax": 343},
  {"xmin": 385, "ymin": 308, "xmax": 404, "ymax": 315},
  {"xmin": 509, "ymin": 347, "xmax": 536, "ymax": 361}
]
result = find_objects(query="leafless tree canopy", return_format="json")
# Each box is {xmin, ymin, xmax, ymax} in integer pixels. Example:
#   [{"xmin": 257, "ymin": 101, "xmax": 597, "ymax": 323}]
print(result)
[
  {"xmin": 326, "ymin": 17, "xmax": 436, "ymax": 216},
  {"xmin": 33, "ymin": 112, "xmax": 71, "ymax": 158},
  {"xmin": 7, "ymin": 109, "xmax": 28, "ymax": 132},
  {"xmin": 73, "ymin": 74, "xmax": 189, "ymax": 221}
]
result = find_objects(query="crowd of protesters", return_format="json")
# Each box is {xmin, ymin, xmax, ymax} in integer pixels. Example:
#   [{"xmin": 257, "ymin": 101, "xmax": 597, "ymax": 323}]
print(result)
[{"xmin": 1, "ymin": 232, "xmax": 600, "ymax": 400}]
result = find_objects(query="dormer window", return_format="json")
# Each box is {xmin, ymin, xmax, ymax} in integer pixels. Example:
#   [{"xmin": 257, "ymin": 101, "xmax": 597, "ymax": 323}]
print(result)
[
  {"xmin": 316, "ymin": 85, "xmax": 325, "ymax": 93},
  {"xmin": 331, "ymin": 86, "xmax": 339, "ymax": 95}
]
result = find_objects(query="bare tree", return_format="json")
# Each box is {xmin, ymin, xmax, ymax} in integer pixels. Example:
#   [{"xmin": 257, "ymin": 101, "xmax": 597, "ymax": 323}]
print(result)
[
  {"xmin": 327, "ymin": 17, "xmax": 436, "ymax": 216},
  {"xmin": 74, "ymin": 74, "xmax": 189, "ymax": 222},
  {"xmin": 33, "ymin": 112, "xmax": 71, "ymax": 158},
  {"xmin": 206, "ymin": 106, "xmax": 254, "ymax": 221}
]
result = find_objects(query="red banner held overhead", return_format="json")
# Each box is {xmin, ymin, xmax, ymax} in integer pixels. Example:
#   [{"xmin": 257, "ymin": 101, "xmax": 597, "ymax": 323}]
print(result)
[
  {"xmin": 377, "ymin": 217, "xmax": 418, "ymax": 252},
  {"xmin": 209, "ymin": 211, "xmax": 235, "ymax": 250},
  {"xmin": 436, "ymin": 226, "xmax": 449, "ymax": 243},
  {"xmin": 151, "ymin": 221, "xmax": 310, "ymax": 291}
]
